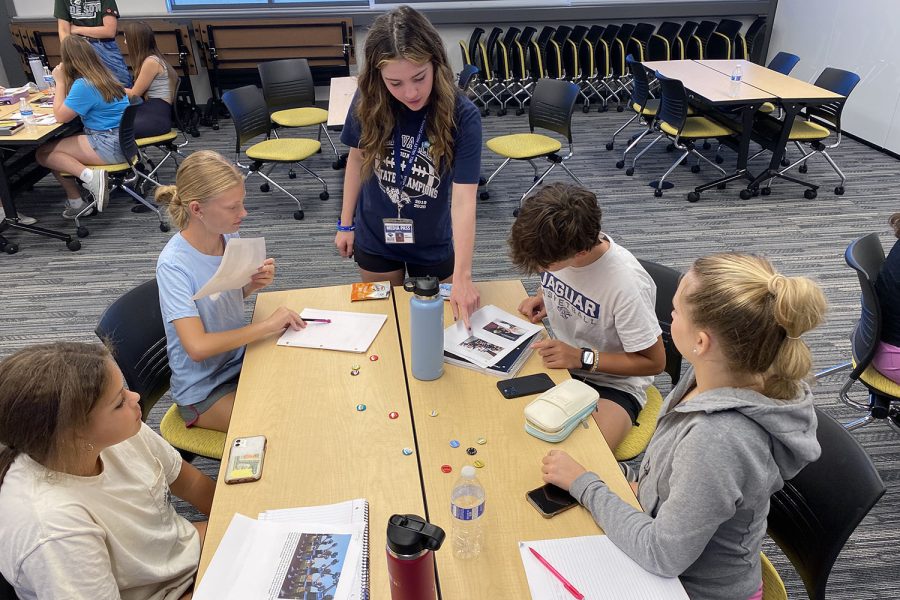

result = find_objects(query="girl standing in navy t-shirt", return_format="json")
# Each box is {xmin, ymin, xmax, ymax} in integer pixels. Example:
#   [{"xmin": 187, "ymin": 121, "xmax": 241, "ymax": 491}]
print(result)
[{"xmin": 335, "ymin": 6, "xmax": 482, "ymax": 327}]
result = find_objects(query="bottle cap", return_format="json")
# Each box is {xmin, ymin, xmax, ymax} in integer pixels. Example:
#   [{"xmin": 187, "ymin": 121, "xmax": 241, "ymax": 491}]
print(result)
[
  {"xmin": 403, "ymin": 276, "xmax": 440, "ymax": 297},
  {"xmin": 386, "ymin": 514, "xmax": 446, "ymax": 555},
  {"xmin": 461, "ymin": 465, "xmax": 476, "ymax": 478}
]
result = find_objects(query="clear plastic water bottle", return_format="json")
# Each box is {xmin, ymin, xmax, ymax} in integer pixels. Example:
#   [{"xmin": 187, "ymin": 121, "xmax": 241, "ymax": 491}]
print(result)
[
  {"xmin": 19, "ymin": 98, "xmax": 34, "ymax": 128},
  {"xmin": 730, "ymin": 64, "xmax": 743, "ymax": 97},
  {"xmin": 404, "ymin": 276, "xmax": 444, "ymax": 381},
  {"xmin": 450, "ymin": 465, "xmax": 485, "ymax": 559},
  {"xmin": 42, "ymin": 66, "xmax": 55, "ymax": 93}
]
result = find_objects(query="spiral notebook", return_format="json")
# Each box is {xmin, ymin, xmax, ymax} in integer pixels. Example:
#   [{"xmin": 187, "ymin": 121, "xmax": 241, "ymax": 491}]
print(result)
[{"xmin": 259, "ymin": 499, "xmax": 370, "ymax": 600}]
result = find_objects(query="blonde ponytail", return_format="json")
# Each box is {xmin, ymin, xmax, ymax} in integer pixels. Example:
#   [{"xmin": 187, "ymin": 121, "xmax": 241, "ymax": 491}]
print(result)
[{"xmin": 154, "ymin": 151, "xmax": 243, "ymax": 231}]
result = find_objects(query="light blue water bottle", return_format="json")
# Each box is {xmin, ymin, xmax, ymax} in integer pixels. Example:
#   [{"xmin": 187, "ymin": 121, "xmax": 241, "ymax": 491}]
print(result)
[{"xmin": 404, "ymin": 276, "xmax": 444, "ymax": 381}]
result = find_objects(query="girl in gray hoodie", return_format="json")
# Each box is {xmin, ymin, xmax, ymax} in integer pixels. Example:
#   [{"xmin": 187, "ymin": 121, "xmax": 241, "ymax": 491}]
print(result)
[{"xmin": 541, "ymin": 253, "xmax": 827, "ymax": 600}]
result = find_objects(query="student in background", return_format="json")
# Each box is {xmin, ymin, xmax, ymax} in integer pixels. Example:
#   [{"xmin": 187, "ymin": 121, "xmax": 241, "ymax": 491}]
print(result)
[
  {"xmin": 334, "ymin": 5, "xmax": 482, "ymax": 328},
  {"xmin": 36, "ymin": 35, "xmax": 128, "ymax": 219},
  {"xmin": 0, "ymin": 342, "xmax": 211, "ymax": 599},
  {"xmin": 55, "ymin": 0, "xmax": 132, "ymax": 87},
  {"xmin": 873, "ymin": 212, "xmax": 900, "ymax": 384},
  {"xmin": 541, "ymin": 253, "xmax": 826, "ymax": 600},
  {"xmin": 123, "ymin": 21, "xmax": 178, "ymax": 139},
  {"xmin": 156, "ymin": 150, "xmax": 305, "ymax": 433},
  {"xmin": 509, "ymin": 183, "xmax": 666, "ymax": 451}
]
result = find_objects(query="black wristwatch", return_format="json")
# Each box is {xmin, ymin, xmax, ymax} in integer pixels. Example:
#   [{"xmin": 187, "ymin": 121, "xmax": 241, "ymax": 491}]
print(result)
[{"xmin": 580, "ymin": 347, "xmax": 595, "ymax": 371}]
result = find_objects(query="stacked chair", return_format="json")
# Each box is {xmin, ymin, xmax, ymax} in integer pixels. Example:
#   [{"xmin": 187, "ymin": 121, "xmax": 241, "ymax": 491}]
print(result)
[
  {"xmin": 686, "ymin": 20, "xmax": 718, "ymax": 60},
  {"xmin": 608, "ymin": 55, "xmax": 661, "ymax": 175},
  {"xmin": 707, "ymin": 19, "xmax": 747, "ymax": 60},
  {"xmin": 648, "ymin": 21, "xmax": 683, "ymax": 61},
  {"xmin": 627, "ymin": 22, "xmax": 655, "ymax": 62}
]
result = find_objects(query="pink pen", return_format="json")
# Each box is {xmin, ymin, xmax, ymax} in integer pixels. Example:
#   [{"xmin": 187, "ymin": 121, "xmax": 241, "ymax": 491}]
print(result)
[
  {"xmin": 303, "ymin": 318, "xmax": 331, "ymax": 323},
  {"xmin": 528, "ymin": 546, "xmax": 584, "ymax": 599}
]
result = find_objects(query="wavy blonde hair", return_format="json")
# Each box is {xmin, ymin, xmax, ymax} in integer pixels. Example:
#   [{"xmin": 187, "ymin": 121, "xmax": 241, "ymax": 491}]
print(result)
[
  {"xmin": 155, "ymin": 150, "xmax": 243, "ymax": 230},
  {"xmin": 687, "ymin": 253, "xmax": 827, "ymax": 400},
  {"xmin": 60, "ymin": 35, "xmax": 125, "ymax": 103},
  {"xmin": 355, "ymin": 5, "xmax": 459, "ymax": 178}
]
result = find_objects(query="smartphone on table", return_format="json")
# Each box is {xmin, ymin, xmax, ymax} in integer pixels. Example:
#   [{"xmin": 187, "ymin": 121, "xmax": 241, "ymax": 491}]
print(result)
[
  {"xmin": 497, "ymin": 373, "xmax": 556, "ymax": 399},
  {"xmin": 224, "ymin": 435, "xmax": 266, "ymax": 484},
  {"xmin": 526, "ymin": 483, "xmax": 579, "ymax": 518}
]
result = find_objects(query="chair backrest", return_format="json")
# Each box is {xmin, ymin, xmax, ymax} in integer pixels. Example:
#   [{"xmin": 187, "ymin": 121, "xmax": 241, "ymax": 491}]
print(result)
[
  {"xmin": 258, "ymin": 58, "xmax": 316, "ymax": 114},
  {"xmin": 807, "ymin": 67, "xmax": 861, "ymax": 128},
  {"xmin": 695, "ymin": 20, "xmax": 718, "ymax": 42},
  {"xmin": 518, "ymin": 26, "xmax": 537, "ymax": 48},
  {"xmin": 745, "ymin": 16, "xmax": 768, "ymax": 63},
  {"xmin": 637, "ymin": 259, "xmax": 683, "ymax": 386},
  {"xmin": 467, "ymin": 27, "xmax": 484, "ymax": 67},
  {"xmin": 118, "ymin": 103, "xmax": 139, "ymax": 165},
  {"xmin": 656, "ymin": 21, "xmax": 681, "ymax": 42},
  {"xmin": 502, "ymin": 27, "xmax": 521, "ymax": 49},
  {"xmin": 221, "ymin": 85, "xmax": 271, "ymax": 151},
  {"xmin": 768, "ymin": 407, "xmax": 885, "ymax": 600},
  {"xmin": 845, "ymin": 233, "xmax": 886, "ymax": 378},
  {"xmin": 95, "ymin": 279, "xmax": 171, "ymax": 422},
  {"xmin": 485, "ymin": 27, "xmax": 503, "ymax": 74},
  {"xmin": 457, "ymin": 64, "xmax": 479, "ymax": 91},
  {"xmin": 626, "ymin": 54, "xmax": 651, "ymax": 109},
  {"xmin": 528, "ymin": 78, "xmax": 579, "ymax": 142},
  {"xmin": 586, "ymin": 24, "xmax": 604, "ymax": 45},
  {"xmin": 655, "ymin": 72, "xmax": 690, "ymax": 133},
  {"xmin": 553, "ymin": 25, "xmax": 572, "ymax": 46},
  {"xmin": 767, "ymin": 51, "xmax": 800, "ymax": 76}
]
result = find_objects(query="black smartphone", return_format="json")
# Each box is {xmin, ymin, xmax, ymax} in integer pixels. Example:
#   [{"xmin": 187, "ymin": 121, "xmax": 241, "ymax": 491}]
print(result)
[
  {"xmin": 497, "ymin": 373, "xmax": 556, "ymax": 399},
  {"xmin": 526, "ymin": 483, "xmax": 579, "ymax": 518}
]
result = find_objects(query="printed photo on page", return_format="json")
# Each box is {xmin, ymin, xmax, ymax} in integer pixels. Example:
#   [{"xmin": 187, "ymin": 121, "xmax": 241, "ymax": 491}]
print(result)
[
  {"xmin": 273, "ymin": 532, "xmax": 353, "ymax": 600},
  {"xmin": 444, "ymin": 305, "xmax": 543, "ymax": 369}
]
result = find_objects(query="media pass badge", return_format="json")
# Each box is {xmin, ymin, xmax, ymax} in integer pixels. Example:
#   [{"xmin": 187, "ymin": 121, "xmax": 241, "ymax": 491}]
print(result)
[{"xmin": 383, "ymin": 218, "xmax": 415, "ymax": 244}]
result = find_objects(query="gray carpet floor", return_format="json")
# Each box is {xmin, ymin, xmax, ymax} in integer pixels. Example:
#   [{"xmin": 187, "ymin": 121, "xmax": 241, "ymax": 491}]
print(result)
[{"xmin": 1, "ymin": 101, "xmax": 898, "ymax": 599}]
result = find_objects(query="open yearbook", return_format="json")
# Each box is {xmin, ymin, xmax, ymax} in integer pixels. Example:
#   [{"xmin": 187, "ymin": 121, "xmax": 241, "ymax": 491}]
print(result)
[
  {"xmin": 195, "ymin": 499, "xmax": 370, "ymax": 600},
  {"xmin": 443, "ymin": 305, "xmax": 544, "ymax": 377}
]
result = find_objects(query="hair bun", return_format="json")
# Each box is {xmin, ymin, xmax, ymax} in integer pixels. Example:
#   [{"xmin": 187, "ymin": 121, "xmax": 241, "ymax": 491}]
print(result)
[{"xmin": 154, "ymin": 184, "xmax": 178, "ymax": 206}]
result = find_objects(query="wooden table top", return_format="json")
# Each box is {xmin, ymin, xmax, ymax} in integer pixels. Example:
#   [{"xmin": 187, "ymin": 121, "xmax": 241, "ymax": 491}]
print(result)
[
  {"xmin": 327, "ymin": 76, "xmax": 357, "ymax": 128},
  {"xmin": 696, "ymin": 59, "xmax": 844, "ymax": 102},
  {"xmin": 395, "ymin": 280, "xmax": 640, "ymax": 600},
  {"xmin": 643, "ymin": 59, "xmax": 774, "ymax": 104},
  {"xmin": 0, "ymin": 90, "xmax": 63, "ymax": 143},
  {"xmin": 196, "ymin": 284, "xmax": 426, "ymax": 599}
]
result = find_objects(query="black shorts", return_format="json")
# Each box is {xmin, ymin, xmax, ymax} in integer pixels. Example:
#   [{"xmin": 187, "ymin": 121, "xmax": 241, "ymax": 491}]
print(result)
[
  {"xmin": 577, "ymin": 380, "xmax": 642, "ymax": 425},
  {"xmin": 353, "ymin": 243, "xmax": 455, "ymax": 280}
]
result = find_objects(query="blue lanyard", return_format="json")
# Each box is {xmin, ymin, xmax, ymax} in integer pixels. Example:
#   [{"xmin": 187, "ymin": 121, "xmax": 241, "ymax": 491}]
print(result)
[{"xmin": 393, "ymin": 113, "xmax": 428, "ymax": 210}]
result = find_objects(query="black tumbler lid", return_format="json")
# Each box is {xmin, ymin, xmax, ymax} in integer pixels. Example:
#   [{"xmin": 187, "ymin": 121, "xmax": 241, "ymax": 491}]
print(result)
[
  {"xmin": 403, "ymin": 276, "xmax": 440, "ymax": 297},
  {"xmin": 386, "ymin": 514, "xmax": 445, "ymax": 555}
]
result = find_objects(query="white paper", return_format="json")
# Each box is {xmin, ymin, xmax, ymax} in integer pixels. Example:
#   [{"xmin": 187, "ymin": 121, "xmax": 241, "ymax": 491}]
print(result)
[
  {"xmin": 519, "ymin": 536, "xmax": 689, "ymax": 600},
  {"xmin": 192, "ymin": 237, "xmax": 266, "ymax": 300},
  {"xmin": 277, "ymin": 308, "xmax": 387, "ymax": 353},
  {"xmin": 443, "ymin": 305, "xmax": 543, "ymax": 369}
]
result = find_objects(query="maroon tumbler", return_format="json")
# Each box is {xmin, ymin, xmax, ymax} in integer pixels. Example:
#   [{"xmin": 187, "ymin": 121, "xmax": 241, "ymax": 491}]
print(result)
[{"xmin": 386, "ymin": 514, "xmax": 446, "ymax": 600}]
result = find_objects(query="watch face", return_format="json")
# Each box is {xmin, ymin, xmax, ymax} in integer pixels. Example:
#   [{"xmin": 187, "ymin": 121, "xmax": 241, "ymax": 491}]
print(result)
[{"xmin": 582, "ymin": 350, "xmax": 595, "ymax": 367}]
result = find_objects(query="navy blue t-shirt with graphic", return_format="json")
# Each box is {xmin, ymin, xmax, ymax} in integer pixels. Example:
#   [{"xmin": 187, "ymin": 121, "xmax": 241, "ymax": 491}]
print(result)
[{"xmin": 341, "ymin": 92, "xmax": 482, "ymax": 265}]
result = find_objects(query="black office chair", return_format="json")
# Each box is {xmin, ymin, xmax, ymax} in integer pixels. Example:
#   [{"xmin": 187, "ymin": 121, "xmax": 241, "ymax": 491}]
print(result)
[
  {"xmin": 458, "ymin": 64, "xmax": 480, "ymax": 93},
  {"xmin": 648, "ymin": 21, "xmax": 682, "ymax": 61},
  {"xmin": 608, "ymin": 55, "xmax": 658, "ymax": 168},
  {"xmin": 95, "ymin": 279, "xmax": 226, "ymax": 461},
  {"xmin": 135, "ymin": 77, "xmax": 190, "ymax": 194},
  {"xmin": 686, "ymin": 20, "xmax": 718, "ymax": 60},
  {"xmin": 757, "ymin": 52, "xmax": 801, "ymax": 115},
  {"xmin": 707, "ymin": 19, "xmax": 745, "ymax": 60},
  {"xmin": 816, "ymin": 233, "xmax": 900, "ymax": 431},
  {"xmin": 627, "ymin": 22, "xmax": 655, "ymax": 63},
  {"xmin": 675, "ymin": 21, "xmax": 699, "ymax": 62},
  {"xmin": 258, "ymin": 58, "xmax": 340, "ymax": 169},
  {"xmin": 744, "ymin": 17, "xmax": 768, "ymax": 64},
  {"xmin": 222, "ymin": 85, "xmax": 329, "ymax": 221},
  {"xmin": 766, "ymin": 407, "xmax": 885, "ymax": 600},
  {"xmin": 480, "ymin": 79, "xmax": 583, "ymax": 213},
  {"xmin": 614, "ymin": 259, "xmax": 683, "ymax": 461}
]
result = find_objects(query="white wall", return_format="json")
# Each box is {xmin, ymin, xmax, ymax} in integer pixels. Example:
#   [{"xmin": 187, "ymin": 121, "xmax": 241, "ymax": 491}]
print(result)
[{"xmin": 768, "ymin": 0, "xmax": 900, "ymax": 153}]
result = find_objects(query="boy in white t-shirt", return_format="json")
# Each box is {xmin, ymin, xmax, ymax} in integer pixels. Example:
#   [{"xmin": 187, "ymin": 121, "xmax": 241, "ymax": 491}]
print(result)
[{"xmin": 509, "ymin": 183, "xmax": 665, "ymax": 451}]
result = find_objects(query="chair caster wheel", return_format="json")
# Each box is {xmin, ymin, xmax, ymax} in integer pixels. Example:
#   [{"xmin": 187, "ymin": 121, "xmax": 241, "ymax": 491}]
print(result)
[
  {"xmin": 616, "ymin": 160, "xmax": 625, "ymax": 169},
  {"xmin": 480, "ymin": 191, "xmax": 490, "ymax": 200},
  {"xmin": 654, "ymin": 189, "xmax": 663, "ymax": 198},
  {"xmin": 605, "ymin": 142, "xmax": 614, "ymax": 151},
  {"xmin": 690, "ymin": 165, "xmax": 701, "ymax": 174},
  {"xmin": 761, "ymin": 187, "xmax": 772, "ymax": 196},
  {"xmin": 513, "ymin": 208, "xmax": 520, "ymax": 217},
  {"xmin": 702, "ymin": 141, "xmax": 711, "ymax": 150},
  {"xmin": 804, "ymin": 189, "xmax": 817, "ymax": 199},
  {"xmin": 616, "ymin": 105, "xmax": 624, "ymax": 112},
  {"xmin": 582, "ymin": 105, "xmax": 590, "ymax": 113},
  {"xmin": 288, "ymin": 170, "xmax": 297, "ymax": 179},
  {"xmin": 294, "ymin": 210, "xmax": 305, "ymax": 220},
  {"xmin": 781, "ymin": 158, "xmax": 790, "ymax": 167},
  {"xmin": 714, "ymin": 155, "xmax": 724, "ymax": 164},
  {"xmin": 479, "ymin": 177, "xmax": 487, "ymax": 186},
  {"xmin": 687, "ymin": 192, "xmax": 700, "ymax": 203},
  {"xmin": 212, "ymin": 124, "xmax": 219, "ymax": 131},
  {"xmin": 598, "ymin": 104, "xmax": 608, "ymax": 113},
  {"xmin": 716, "ymin": 183, "xmax": 727, "ymax": 190},
  {"xmin": 516, "ymin": 109, "xmax": 525, "ymax": 116},
  {"xmin": 320, "ymin": 191, "xmax": 329, "ymax": 201},
  {"xmin": 752, "ymin": 188, "xmax": 760, "ymax": 197},
  {"xmin": 260, "ymin": 183, "xmax": 270, "ymax": 193},
  {"xmin": 739, "ymin": 189, "xmax": 752, "ymax": 200},
  {"xmin": 497, "ymin": 109, "xmax": 507, "ymax": 116},
  {"xmin": 1, "ymin": 241, "xmax": 18, "ymax": 254},
  {"xmin": 332, "ymin": 161, "xmax": 342, "ymax": 170},
  {"xmin": 666, "ymin": 143, "xmax": 675, "ymax": 152},
  {"xmin": 67, "ymin": 239, "xmax": 82, "ymax": 251},
  {"xmin": 625, "ymin": 167, "xmax": 635, "ymax": 176},
  {"xmin": 159, "ymin": 222, "xmax": 170, "ymax": 232},
  {"xmin": 799, "ymin": 164, "xmax": 808, "ymax": 174},
  {"xmin": 835, "ymin": 186, "xmax": 845, "ymax": 195},
  {"xmin": 76, "ymin": 226, "xmax": 89, "ymax": 238}
]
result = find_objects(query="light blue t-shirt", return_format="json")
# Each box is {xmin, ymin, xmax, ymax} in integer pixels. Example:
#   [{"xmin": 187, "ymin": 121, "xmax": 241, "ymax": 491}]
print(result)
[
  {"xmin": 64, "ymin": 77, "xmax": 128, "ymax": 131},
  {"xmin": 156, "ymin": 232, "xmax": 246, "ymax": 407}
]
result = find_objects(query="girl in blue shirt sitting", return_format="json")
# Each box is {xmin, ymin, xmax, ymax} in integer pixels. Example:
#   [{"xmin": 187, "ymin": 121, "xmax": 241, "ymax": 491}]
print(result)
[{"xmin": 36, "ymin": 34, "xmax": 128, "ymax": 219}]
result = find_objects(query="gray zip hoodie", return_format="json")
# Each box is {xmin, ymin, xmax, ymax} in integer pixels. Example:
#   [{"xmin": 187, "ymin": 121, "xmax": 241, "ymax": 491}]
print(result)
[{"xmin": 569, "ymin": 368, "xmax": 821, "ymax": 600}]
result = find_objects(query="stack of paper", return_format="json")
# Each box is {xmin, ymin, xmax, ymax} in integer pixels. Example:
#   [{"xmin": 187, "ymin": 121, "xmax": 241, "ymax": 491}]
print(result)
[
  {"xmin": 443, "ymin": 305, "xmax": 543, "ymax": 376},
  {"xmin": 277, "ymin": 309, "xmax": 387, "ymax": 353}
]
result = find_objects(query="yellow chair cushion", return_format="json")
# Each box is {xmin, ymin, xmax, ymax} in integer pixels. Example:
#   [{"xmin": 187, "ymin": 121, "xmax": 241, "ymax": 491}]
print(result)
[
  {"xmin": 160, "ymin": 404, "xmax": 226, "ymax": 460},
  {"xmin": 137, "ymin": 130, "xmax": 178, "ymax": 146},
  {"xmin": 758, "ymin": 102, "xmax": 776, "ymax": 114},
  {"xmin": 660, "ymin": 116, "xmax": 734, "ymax": 139},
  {"xmin": 789, "ymin": 120, "xmax": 830, "ymax": 141},
  {"xmin": 614, "ymin": 385, "xmax": 663, "ymax": 461},
  {"xmin": 271, "ymin": 107, "xmax": 329, "ymax": 127},
  {"xmin": 761, "ymin": 552, "xmax": 787, "ymax": 600},
  {"xmin": 633, "ymin": 99, "xmax": 659, "ymax": 116},
  {"xmin": 246, "ymin": 138, "xmax": 321, "ymax": 162},
  {"xmin": 62, "ymin": 156, "xmax": 139, "ymax": 176},
  {"xmin": 486, "ymin": 133, "xmax": 561, "ymax": 159},
  {"xmin": 858, "ymin": 363, "xmax": 900, "ymax": 398}
]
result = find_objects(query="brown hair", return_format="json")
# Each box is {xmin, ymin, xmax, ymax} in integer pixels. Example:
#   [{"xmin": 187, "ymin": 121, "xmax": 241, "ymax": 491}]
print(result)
[
  {"xmin": 155, "ymin": 150, "xmax": 244, "ymax": 230},
  {"xmin": 508, "ymin": 183, "xmax": 603, "ymax": 274},
  {"xmin": 60, "ymin": 35, "xmax": 125, "ymax": 103},
  {"xmin": 355, "ymin": 5, "xmax": 459, "ymax": 178},
  {"xmin": 0, "ymin": 342, "xmax": 112, "ymax": 489},
  {"xmin": 687, "ymin": 253, "xmax": 827, "ymax": 400},
  {"xmin": 890, "ymin": 212, "xmax": 900, "ymax": 238},
  {"xmin": 123, "ymin": 21, "xmax": 178, "ymax": 102}
]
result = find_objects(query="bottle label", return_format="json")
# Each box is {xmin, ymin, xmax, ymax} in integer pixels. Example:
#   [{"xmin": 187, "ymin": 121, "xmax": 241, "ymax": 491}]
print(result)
[{"xmin": 451, "ymin": 501, "xmax": 484, "ymax": 521}]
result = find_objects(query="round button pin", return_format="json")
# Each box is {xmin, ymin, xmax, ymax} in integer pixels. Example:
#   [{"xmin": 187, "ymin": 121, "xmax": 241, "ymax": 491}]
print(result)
[
  {"xmin": 389, "ymin": 411, "xmax": 399, "ymax": 419},
  {"xmin": 430, "ymin": 410, "xmax": 439, "ymax": 417},
  {"xmin": 351, "ymin": 364, "xmax": 360, "ymax": 371},
  {"xmin": 355, "ymin": 404, "xmax": 366, "ymax": 411},
  {"xmin": 466, "ymin": 447, "xmax": 477, "ymax": 455},
  {"xmin": 402, "ymin": 447, "xmax": 413, "ymax": 456},
  {"xmin": 449, "ymin": 440, "xmax": 460, "ymax": 448},
  {"xmin": 473, "ymin": 460, "xmax": 484, "ymax": 468},
  {"xmin": 441, "ymin": 464, "xmax": 452, "ymax": 473},
  {"xmin": 369, "ymin": 354, "xmax": 379, "ymax": 361},
  {"xmin": 350, "ymin": 369, "xmax": 360, "ymax": 376},
  {"xmin": 476, "ymin": 437, "xmax": 487, "ymax": 445}
]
